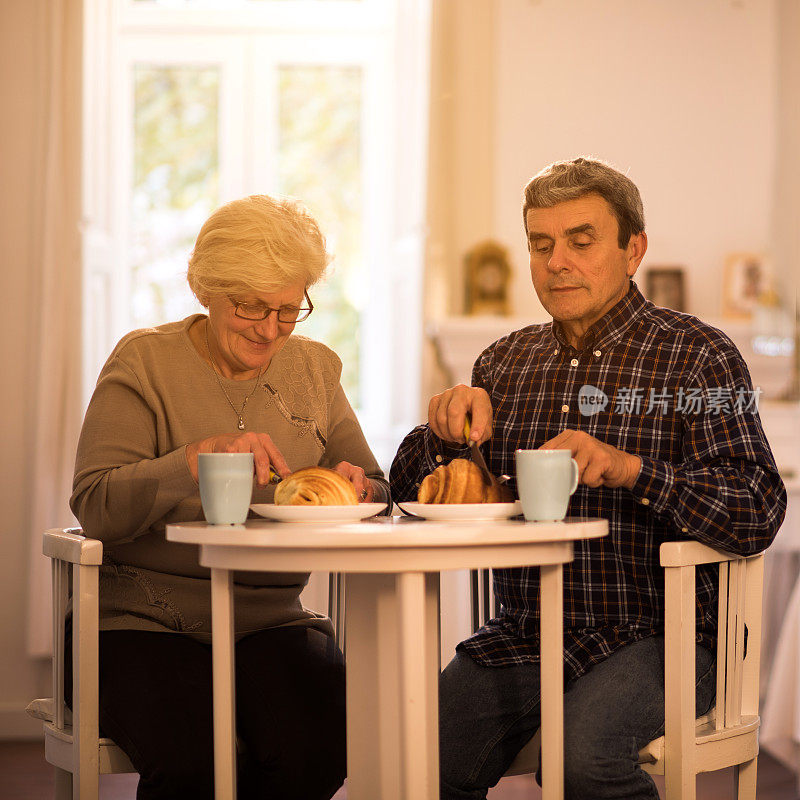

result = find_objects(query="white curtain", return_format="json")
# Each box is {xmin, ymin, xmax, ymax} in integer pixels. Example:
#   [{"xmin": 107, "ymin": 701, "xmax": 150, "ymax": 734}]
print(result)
[{"xmin": 26, "ymin": 0, "xmax": 84, "ymax": 658}]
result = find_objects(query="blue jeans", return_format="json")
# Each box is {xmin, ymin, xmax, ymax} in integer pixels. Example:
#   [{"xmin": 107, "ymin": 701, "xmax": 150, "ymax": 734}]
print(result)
[{"xmin": 439, "ymin": 636, "xmax": 715, "ymax": 800}]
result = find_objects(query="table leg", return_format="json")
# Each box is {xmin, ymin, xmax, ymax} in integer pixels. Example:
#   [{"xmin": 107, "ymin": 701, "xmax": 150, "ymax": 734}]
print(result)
[
  {"xmin": 345, "ymin": 572, "xmax": 440, "ymax": 800},
  {"xmin": 211, "ymin": 567, "xmax": 237, "ymax": 800},
  {"xmin": 539, "ymin": 563, "xmax": 564, "ymax": 800},
  {"xmin": 398, "ymin": 572, "xmax": 441, "ymax": 799}
]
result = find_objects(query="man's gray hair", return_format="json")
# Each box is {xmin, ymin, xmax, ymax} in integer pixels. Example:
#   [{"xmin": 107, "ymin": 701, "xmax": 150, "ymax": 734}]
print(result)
[{"xmin": 523, "ymin": 157, "xmax": 645, "ymax": 248}]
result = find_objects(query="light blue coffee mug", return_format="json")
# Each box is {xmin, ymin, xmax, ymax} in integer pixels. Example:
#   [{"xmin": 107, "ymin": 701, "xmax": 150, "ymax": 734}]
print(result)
[
  {"xmin": 198, "ymin": 453, "xmax": 254, "ymax": 525},
  {"xmin": 515, "ymin": 449, "xmax": 579, "ymax": 522}
]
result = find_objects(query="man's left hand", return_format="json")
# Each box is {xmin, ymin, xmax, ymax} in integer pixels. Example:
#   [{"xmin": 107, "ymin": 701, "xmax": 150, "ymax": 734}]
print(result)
[{"xmin": 540, "ymin": 430, "xmax": 642, "ymax": 490}]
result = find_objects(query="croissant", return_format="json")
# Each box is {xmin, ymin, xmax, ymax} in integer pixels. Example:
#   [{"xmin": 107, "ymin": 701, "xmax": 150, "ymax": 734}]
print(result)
[
  {"xmin": 274, "ymin": 467, "xmax": 359, "ymax": 506},
  {"xmin": 417, "ymin": 458, "xmax": 513, "ymax": 504}
]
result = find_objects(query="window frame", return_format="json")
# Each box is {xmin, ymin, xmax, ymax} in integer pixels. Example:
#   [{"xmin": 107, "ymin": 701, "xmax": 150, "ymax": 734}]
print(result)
[{"xmin": 82, "ymin": 0, "xmax": 430, "ymax": 468}]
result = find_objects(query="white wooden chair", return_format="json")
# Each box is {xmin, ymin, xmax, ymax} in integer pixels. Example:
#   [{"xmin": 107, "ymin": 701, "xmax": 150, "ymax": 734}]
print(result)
[
  {"xmin": 471, "ymin": 540, "xmax": 765, "ymax": 800},
  {"xmin": 26, "ymin": 528, "xmax": 136, "ymax": 800},
  {"xmin": 28, "ymin": 527, "xmax": 347, "ymax": 799}
]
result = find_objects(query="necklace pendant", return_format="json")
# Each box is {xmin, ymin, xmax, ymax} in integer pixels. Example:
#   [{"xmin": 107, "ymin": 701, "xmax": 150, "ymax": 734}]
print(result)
[{"xmin": 237, "ymin": 418, "xmax": 245, "ymax": 431}]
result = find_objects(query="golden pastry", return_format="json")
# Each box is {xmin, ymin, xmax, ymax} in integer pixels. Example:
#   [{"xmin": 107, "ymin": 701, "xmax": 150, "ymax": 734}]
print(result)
[
  {"xmin": 417, "ymin": 458, "xmax": 513, "ymax": 504},
  {"xmin": 274, "ymin": 467, "xmax": 359, "ymax": 506}
]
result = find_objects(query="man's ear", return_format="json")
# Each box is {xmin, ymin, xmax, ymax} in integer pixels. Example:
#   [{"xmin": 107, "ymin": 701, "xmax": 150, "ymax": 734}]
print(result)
[{"xmin": 626, "ymin": 232, "xmax": 648, "ymax": 277}]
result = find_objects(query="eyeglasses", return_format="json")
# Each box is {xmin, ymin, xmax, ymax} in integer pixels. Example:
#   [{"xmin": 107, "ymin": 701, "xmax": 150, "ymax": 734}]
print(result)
[{"xmin": 230, "ymin": 290, "xmax": 314, "ymax": 323}]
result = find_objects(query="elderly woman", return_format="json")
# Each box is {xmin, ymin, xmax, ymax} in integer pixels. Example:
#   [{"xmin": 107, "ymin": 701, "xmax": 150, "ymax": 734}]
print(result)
[{"xmin": 70, "ymin": 194, "xmax": 389, "ymax": 800}]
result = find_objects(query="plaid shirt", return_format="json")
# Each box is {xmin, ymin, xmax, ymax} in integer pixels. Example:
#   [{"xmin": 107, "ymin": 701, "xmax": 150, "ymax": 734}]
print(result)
[{"xmin": 390, "ymin": 282, "xmax": 786, "ymax": 680}]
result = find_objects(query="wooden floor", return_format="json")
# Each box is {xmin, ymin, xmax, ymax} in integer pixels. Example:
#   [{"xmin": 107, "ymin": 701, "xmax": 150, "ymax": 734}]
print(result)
[{"xmin": 1, "ymin": 740, "xmax": 797, "ymax": 799}]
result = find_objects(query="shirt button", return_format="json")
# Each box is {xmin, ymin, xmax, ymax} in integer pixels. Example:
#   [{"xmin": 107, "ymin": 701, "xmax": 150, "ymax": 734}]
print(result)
[
  {"xmin": 641, "ymin": 498, "xmax": 650, "ymax": 506},
  {"xmin": 561, "ymin": 404, "xmax": 569, "ymax": 413},
  {"xmin": 435, "ymin": 455, "xmax": 443, "ymax": 463},
  {"xmin": 570, "ymin": 358, "xmax": 579, "ymax": 367},
  {"xmin": 594, "ymin": 350, "xmax": 602, "ymax": 357},
  {"xmin": 682, "ymin": 527, "xmax": 688, "ymax": 533}
]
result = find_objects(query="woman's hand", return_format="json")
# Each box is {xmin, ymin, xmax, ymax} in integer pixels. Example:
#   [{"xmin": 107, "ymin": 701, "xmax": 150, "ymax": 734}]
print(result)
[
  {"xmin": 333, "ymin": 461, "xmax": 375, "ymax": 502},
  {"xmin": 186, "ymin": 433, "xmax": 291, "ymax": 487},
  {"xmin": 428, "ymin": 384, "xmax": 493, "ymax": 444}
]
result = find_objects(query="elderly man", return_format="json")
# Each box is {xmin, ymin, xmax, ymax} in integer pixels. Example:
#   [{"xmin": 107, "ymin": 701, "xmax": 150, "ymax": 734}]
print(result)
[{"xmin": 389, "ymin": 157, "xmax": 787, "ymax": 800}]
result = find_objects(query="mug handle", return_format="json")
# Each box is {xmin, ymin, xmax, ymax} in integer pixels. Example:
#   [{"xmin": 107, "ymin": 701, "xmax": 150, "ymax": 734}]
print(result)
[{"xmin": 569, "ymin": 458, "xmax": 579, "ymax": 496}]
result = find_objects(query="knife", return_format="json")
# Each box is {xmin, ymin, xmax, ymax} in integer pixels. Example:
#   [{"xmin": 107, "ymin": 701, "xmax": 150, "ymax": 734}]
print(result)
[{"xmin": 463, "ymin": 416, "xmax": 494, "ymax": 487}]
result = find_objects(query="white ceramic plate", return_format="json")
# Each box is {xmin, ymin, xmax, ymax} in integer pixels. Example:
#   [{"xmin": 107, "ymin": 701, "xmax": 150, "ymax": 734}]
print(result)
[
  {"xmin": 397, "ymin": 501, "xmax": 522, "ymax": 521},
  {"xmin": 250, "ymin": 502, "xmax": 387, "ymax": 523}
]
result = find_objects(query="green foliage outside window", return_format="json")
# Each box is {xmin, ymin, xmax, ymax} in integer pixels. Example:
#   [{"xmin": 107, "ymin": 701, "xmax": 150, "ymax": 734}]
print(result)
[{"xmin": 131, "ymin": 66, "xmax": 219, "ymax": 329}]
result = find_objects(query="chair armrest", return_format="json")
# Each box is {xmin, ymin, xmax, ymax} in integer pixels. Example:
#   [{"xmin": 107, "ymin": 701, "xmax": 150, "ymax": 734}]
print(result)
[
  {"xmin": 43, "ymin": 528, "xmax": 103, "ymax": 565},
  {"xmin": 660, "ymin": 540, "xmax": 739, "ymax": 567}
]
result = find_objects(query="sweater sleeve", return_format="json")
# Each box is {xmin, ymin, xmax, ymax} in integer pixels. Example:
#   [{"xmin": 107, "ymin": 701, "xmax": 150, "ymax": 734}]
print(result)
[
  {"xmin": 318, "ymin": 384, "xmax": 391, "ymax": 507},
  {"xmin": 70, "ymin": 355, "xmax": 198, "ymax": 543}
]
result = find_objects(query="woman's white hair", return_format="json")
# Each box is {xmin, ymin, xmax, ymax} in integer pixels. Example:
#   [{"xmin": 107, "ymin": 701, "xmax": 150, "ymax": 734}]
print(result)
[{"xmin": 187, "ymin": 194, "xmax": 330, "ymax": 306}]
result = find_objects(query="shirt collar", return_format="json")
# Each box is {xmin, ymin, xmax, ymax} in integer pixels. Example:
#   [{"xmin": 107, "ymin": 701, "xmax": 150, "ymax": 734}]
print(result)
[{"xmin": 551, "ymin": 280, "xmax": 647, "ymax": 352}]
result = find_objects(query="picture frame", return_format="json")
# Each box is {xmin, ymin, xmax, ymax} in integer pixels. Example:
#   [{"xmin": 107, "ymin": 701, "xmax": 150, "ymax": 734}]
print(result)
[
  {"xmin": 722, "ymin": 252, "xmax": 768, "ymax": 320},
  {"xmin": 644, "ymin": 267, "xmax": 686, "ymax": 312}
]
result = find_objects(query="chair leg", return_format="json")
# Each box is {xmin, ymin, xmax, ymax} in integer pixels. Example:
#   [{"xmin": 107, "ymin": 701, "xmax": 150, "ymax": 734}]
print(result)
[
  {"xmin": 53, "ymin": 767, "xmax": 73, "ymax": 800},
  {"xmin": 664, "ymin": 771, "xmax": 696, "ymax": 800},
  {"xmin": 733, "ymin": 757, "xmax": 757, "ymax": 800}
]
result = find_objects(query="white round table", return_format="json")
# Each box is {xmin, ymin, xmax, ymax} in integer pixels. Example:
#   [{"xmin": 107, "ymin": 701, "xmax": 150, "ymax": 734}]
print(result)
[{"xmin": 167, "ymin": 515, "xmax": 608, "ymax": 800}]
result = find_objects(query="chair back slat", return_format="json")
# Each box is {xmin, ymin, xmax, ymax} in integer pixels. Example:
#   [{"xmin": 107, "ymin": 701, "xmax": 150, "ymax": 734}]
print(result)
[
  {"xmin": 469, "ymin": 568, "xmax": 493, "ymax": 630},
  {"xmin": 724, "ymin": 560, "xmax": 741, "ymax": 727},
  {"xmin": 741, "ymin": 554, "xmax": 765, "ymax": 717},
  {"xmin": 53, "ymin": 559, "xmax": 69, "ymax": 732},
  {"xmin": 482, "ymin": 568, "xmax": 492, "ymax": 623},
  {"xmin": 714, "ymin": 561, "xmax": 728, "ymax": 731},
  {"xmin": 328, "ymin": 572, "xmax": 346, "ymax": 652},
  {"xmin": 732, "ymin": 559, "xmax": 748, "ymax": 725},
  {"xmin": 470, "ymin": 570, "xmax": 480, "ymax": 632}
]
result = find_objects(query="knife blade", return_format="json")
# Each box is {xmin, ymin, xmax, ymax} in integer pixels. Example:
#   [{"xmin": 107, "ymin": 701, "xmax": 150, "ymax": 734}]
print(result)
[{"xmin": 464, "ymin": 416, "xmax": 494, "ymax": 487}]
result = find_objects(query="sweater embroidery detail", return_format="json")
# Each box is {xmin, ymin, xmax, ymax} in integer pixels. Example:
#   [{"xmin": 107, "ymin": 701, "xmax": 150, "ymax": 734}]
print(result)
[{"xmin": 262, "ymin": 383, "xmax": 326, "ymax": 449}]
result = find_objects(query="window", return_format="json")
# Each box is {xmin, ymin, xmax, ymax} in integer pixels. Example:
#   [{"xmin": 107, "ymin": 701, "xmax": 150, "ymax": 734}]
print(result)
[
  {"xmin": 83, "ymin": 0, "xmax": 430, "ymax": 467},
  {"xmin": 131, "ymin": 64, "xmax": 220, "ymax": 330}
]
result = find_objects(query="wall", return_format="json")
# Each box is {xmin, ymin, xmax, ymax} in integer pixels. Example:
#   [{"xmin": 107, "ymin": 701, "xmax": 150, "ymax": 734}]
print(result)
[
  {"xmin": 0, "ymin": 0, "xmax": 52, "ymax": 737},
  {"xmin": 493, "ymin": 0, "xmax": 777, "ymax": 322},
  {"xmin": 425, "ymin": 0, "xmax": 783, "ymax": 403},
  {"xmin": 423, "ymin": 0, "xmax": 497, "ymax": 403},
  {"xmin": 774, "ymin": 0, "xmax": 800, "ymax": 304}
]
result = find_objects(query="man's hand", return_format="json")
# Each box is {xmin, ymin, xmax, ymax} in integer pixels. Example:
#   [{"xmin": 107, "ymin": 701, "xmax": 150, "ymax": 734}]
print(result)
[
  {"xmin": 428, "ymin": 385, "xmax": 493, "ymax": 444},
  {"xmin": 540, "ymin": 429, "xmax": 642, "ymax": 490}
]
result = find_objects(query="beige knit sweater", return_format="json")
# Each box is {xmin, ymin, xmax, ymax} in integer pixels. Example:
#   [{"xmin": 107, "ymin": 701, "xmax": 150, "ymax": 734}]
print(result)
[{"xmin": 71, "ymin": 315, "xmax": 387, "ymax": 639}]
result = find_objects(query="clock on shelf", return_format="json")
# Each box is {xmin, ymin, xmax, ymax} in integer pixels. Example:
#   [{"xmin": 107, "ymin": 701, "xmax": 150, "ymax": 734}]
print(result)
[{"xmin": 464, "ymin": 240, "xmax": 512, "ymax": 316}]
